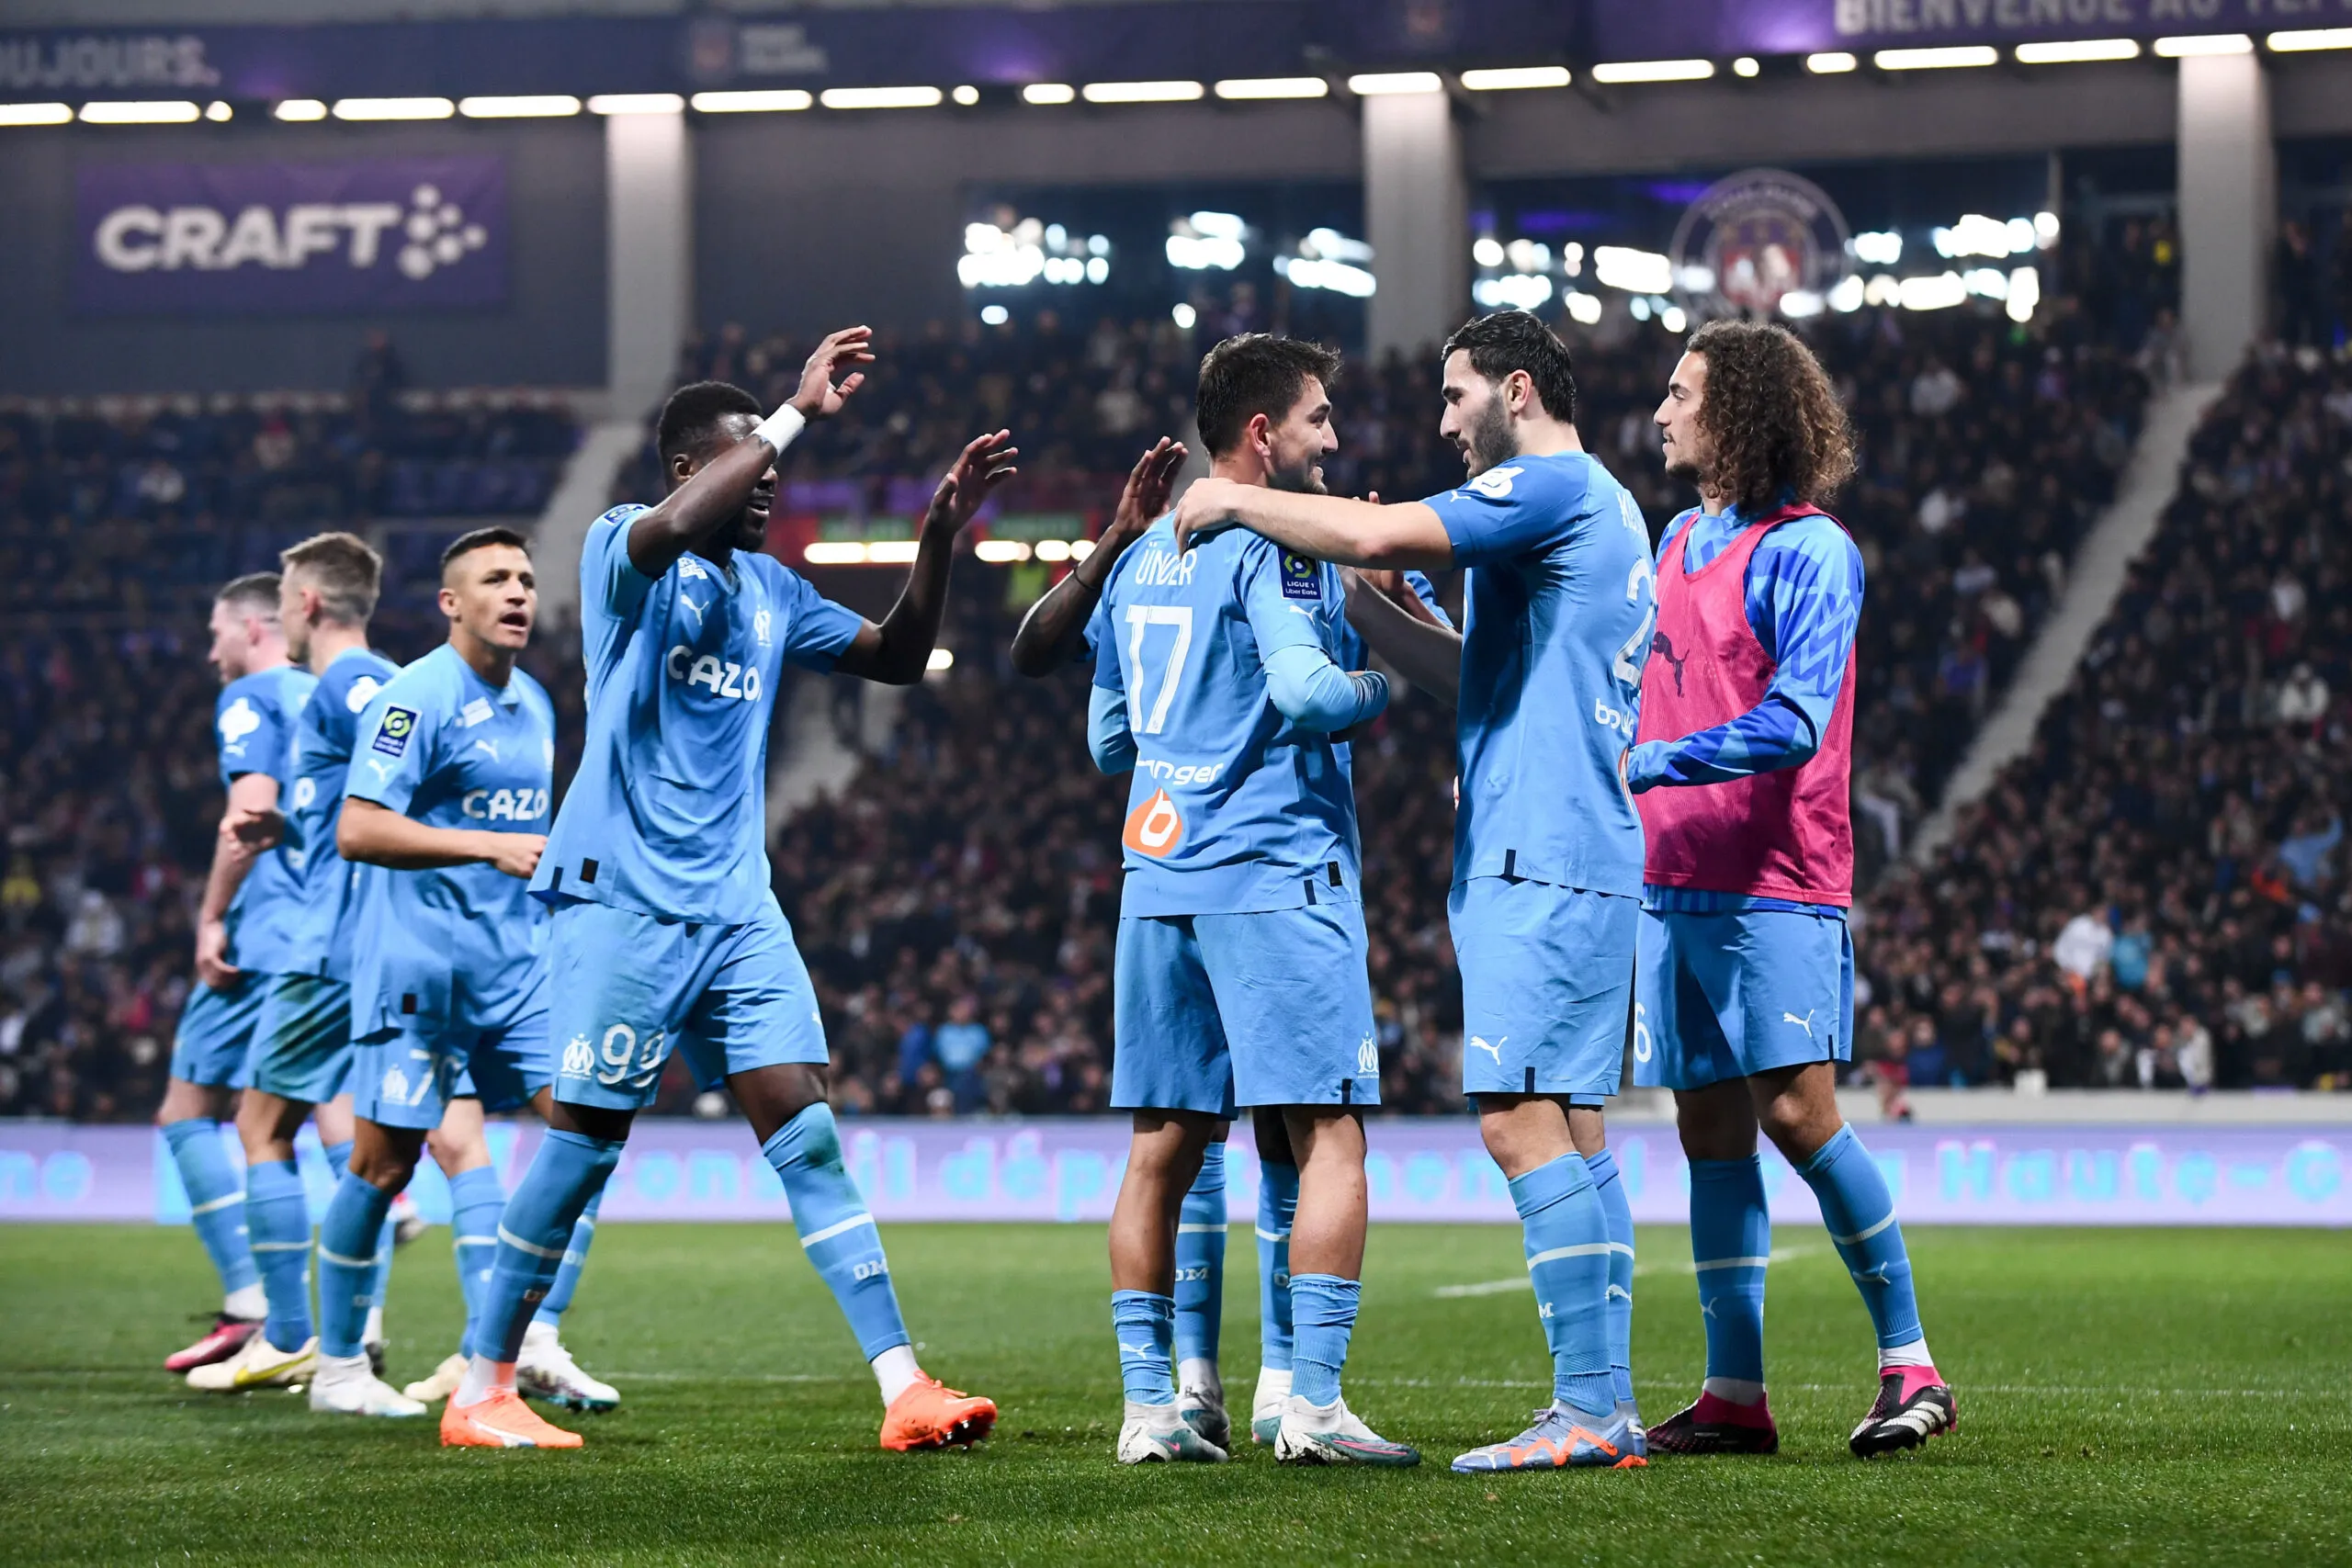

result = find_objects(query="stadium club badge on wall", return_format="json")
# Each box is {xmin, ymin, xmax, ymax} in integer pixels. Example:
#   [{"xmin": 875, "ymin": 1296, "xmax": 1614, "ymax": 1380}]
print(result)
[
  {"xmin": 1668, "ymin": 167, "xmax": 1852, "ymax": 322},
  {"xmin": 73, "ymin": 154, "xmax": 507, "ymax": 316}
]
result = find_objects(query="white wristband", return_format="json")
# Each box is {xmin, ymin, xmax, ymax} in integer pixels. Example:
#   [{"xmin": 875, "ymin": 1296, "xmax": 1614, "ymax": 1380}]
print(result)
[{"xmin": 752, "ymin": 403, "xmax": 807, "ymax": 456}]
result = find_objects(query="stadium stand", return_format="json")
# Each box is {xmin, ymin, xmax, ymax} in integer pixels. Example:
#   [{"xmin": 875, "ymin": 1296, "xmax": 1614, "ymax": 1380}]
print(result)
[{"xmin": 1860, "ymin": 344, "xmax": 2352, "ymax": 1092}]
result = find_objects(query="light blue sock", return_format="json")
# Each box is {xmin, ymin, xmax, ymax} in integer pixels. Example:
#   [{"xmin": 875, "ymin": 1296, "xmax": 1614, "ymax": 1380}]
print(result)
[
  {"xmin": 1288, "ymin": 1273, "xmax": 1360, "ymax": 1408},
  {"xmin": 447, "ymin": 1166, "xmax": 504, "ymax": 1346},
  {"xmin": 162, "ymin": 1119, "xmax": 257, "ymax": 1298},
  {"xmin": 1113, "ymin": 1289, "xmax": 1177, "ymax": 1404},
  {"xmin": 316, "ymin": 1171, "xmax": 393, "ymax": 1359},
  {"xmin": 533, "ymin": 1184, "xmax": 605, "ymax": 1328},
  {"xmin": 762, "ymin": 1105, "xmax": 910, "ymax": 1360},
  {"xmin": 470, "ymin": 1131, "xmax": 620, "ymax": 1364},
  {"xmin": 1689, "ymin": 1156, "xmax": 1770, "ymax": 1385},
  {"xmin": 244, "ymin": 1159, "xmax": 313, "ymax": 1352},
  {"xmin": 1174, "ymin": 1144, "xmax": 1226, "ymax": 1371},
  {"xmin": 1509, "ymin": 1152, "xmax": 1614, "ymax": 1416},
  {"xmin": 1586, "ymin": 1147, "xmax": 1637, "ymax": 1406},
  {"xmin": 1796, "ymin": 1124, "xmax": 1924, "ymax": 1351},
  {"xmin": 323, "ymin": 1141, "xmax": 397, "ymax": 1338},
  {"xmin": 1256, "ymin": 1159, "xmax": 1298, "ymax": 1372}
]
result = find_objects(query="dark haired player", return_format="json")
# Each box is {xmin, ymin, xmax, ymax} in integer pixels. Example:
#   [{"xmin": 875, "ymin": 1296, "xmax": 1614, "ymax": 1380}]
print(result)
[
  {"xmin": 1175, "ymin": 310, "xmax": 1653, "ymax": 1473},
  {"xmin": 446, "ymin": 328, "xmax": 1012, "ymax": 1451},
  {"xmin": 1091, "ymin": 334, "xmax": 1416, "ymax": 1468},
  {"xmin": 1634, "ymin": 320, "xmax": 1954, "ymax": 1459},
  {"xmin": 304, "ymin": 528, "xmax": 615, "ymax": 1419}
]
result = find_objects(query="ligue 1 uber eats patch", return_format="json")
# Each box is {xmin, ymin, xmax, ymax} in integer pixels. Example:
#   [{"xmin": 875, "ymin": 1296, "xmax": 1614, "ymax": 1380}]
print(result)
[
  {"xmin": 372, "ymin": 706, "xmax": 419, "ymax": 758},
  {"xmin": 1280, "ymin": 551, "xmax": 1322, "ymax": 601}
]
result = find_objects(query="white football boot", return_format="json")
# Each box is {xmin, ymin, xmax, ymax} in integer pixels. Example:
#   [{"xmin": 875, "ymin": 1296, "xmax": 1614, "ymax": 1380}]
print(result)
[
  {"xmin": 516, "ymin": 1321, "xmax": 620, "ymax": 1413},
  {"xmin": 401, "ymin": 1351, "xmax": 468, "ymax": 1404},
  {"xmin": 308, "ymin": 1352, "xmax": 427, "ymax": 1416},
  {"xmin": 1116, "ymin": 1400, "xmax": 1229, "ymax": 1464},
  {"xmin": 187, "ymin": 1332, "xmax": 316, "ymax": 1393},
  {"xmin": 1250, "ymin": 1365, "xmax": 1292, "ymax": 1445}
]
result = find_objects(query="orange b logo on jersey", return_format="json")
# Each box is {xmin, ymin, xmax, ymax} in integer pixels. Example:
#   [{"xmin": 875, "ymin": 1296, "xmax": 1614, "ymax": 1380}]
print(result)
[{"xmin": 1122, "ymin": 788, "xmax": 1184, "ymax": 858}]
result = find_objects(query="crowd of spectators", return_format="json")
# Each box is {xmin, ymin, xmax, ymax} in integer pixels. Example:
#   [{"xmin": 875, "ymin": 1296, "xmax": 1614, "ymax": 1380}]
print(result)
[{"xmin": 1857, "ymin": 344, "xmax": 2352, "ymax": 1090}]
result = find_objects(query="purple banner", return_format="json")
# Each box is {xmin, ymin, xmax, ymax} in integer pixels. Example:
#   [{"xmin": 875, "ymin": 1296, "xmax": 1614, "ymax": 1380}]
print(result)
[
  {"xmin": 4, "ymin": 1118, "xmax": 2345, "ymax": 1226},
  {"xmin": 73, "ymin": 155, "xmax": 506, "ymax": 317}
]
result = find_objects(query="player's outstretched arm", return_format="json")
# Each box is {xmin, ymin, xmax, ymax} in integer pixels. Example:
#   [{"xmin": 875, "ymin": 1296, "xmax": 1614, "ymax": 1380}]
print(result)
[
  {"xmin": 1009, "ymin": 436, "xmax": 1184, "ymax": 677},
  {"xmin": 1172, "ymin": 478, "xmax": 1453, "ymax": 570},
  {"xmin": 1340, "ymin": 569, "xmax": 1462, "ymax": 705},
  {"xmin": 337, "ymin": 797, "xmax": 545, "ymax": 879},
  {"xmin": 834, "ymin": 429, "xmax": 1019, "ymax": 685},
  {"xmin": 193, "ymin": 773, "xmax": 278, "ymax": 988},
  {"xmin": 625, "ymin": 326, "xmax": 875, "ymax": 581}
]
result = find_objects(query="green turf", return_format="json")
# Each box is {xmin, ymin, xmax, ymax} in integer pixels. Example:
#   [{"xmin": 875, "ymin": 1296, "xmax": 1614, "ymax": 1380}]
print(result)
[{"xmin": 2, "ymin": 1221, "xmax": 2346, "ymax": 1565}]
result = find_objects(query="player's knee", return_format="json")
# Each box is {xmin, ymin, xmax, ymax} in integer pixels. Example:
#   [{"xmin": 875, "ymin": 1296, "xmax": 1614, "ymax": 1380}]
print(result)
[{"xmin": 352, "ymin": 1144, "xmax": 419, "ymax": 1192}]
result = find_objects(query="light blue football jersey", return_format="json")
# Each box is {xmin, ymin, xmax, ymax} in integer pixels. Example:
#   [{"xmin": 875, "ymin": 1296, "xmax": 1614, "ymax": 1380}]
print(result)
[
  {"xmin": 344, "ymin": 644, "xmax": 556, "ymax": 1039},
  {"xmin": 1089, "ymin": 515, "xmax": 1360, "ymax": 917},
  {"xmin": 531, "ymin": 504, "xmax": 865, "ymax": 924},
  {"xmin": 212, "ymin": 663, "xmax": 318, "ymax": 976},
  {"xmin": 280, "ymin": 646, "xmax": 401, "ymax": 980},
  {"xmin": 1426, "ymin": 449, "xmax": 1654, "ymax": 898}
]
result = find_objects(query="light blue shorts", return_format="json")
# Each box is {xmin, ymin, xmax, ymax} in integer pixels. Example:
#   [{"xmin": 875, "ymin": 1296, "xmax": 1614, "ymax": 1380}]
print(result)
[
  {"xmin": 1112, "ymin": 901, "xmax": 1380, "ymax": 1115},
  {"xmin": 247, "ymin": 974, "xmax": 354, "ymax": 1105},
  {"xmin": 1450, "ymin": 877, "xmax": 1638, "ymax": 1105},
  {"xmin": 168, "ymin": 973, "xmax": 269, "ymax": 1089},
  {"xmin": 546, "ymin": 899, "xmax": 828, "ymax": 1112},
  {"xmin": 356, "ymin": 1010, "xmax": 551, "ymax": 1130},
  {"xmin": 1632, "ymin": 906, "xmax": 1854, "ymax": 1093}
]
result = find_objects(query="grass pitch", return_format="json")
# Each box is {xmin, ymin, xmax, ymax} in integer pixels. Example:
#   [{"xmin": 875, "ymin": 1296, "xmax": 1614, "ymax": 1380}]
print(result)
[{"xmin": 2, "ymin": 1220, "xmax": 2346, "ymax": 1565}]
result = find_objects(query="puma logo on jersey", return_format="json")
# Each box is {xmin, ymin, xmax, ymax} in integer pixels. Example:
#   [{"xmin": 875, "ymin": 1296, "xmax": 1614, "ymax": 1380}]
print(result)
[
  {"xmin": 217, "ymin": 696, "xmax": 262, "ymax": 751},
  {"xmin": 679, "ymin": 593, "xmax": 709, "ymax": 629},
  {"xmin": 1650, "ymin": 631, "xmax": 1689, "ymax": 697},
  {"xmin": 1469, "ymin": 1035, "xmax": 1505, "ymax": 1063},
  {"xmin": 1121, "ymin": 787, "xmax": 1184, "ymax": 858},
  {"xmin": 666, "ymin": 646, "xmax": 764, "ymax": 702},
  {"xmin": 1784, "ymin": 1010, "xmax": 1815, "ymax": 1038}
]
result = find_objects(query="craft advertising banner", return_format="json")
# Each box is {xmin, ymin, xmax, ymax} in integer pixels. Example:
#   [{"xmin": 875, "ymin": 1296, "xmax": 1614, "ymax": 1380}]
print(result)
[
  {"xmin": 3, "ymin": 1118, "xmax": 2344, "ymax": 1227},
  {"xmin": 73, "ymin": 155, "xmax": 507, "ymax": 317}
]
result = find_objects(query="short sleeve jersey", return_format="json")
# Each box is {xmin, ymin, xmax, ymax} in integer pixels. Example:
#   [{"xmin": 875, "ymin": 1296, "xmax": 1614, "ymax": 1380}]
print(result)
[
  {"xmin": 1428, "ymin": 450, "xmax": 1654, "ymax": 898},
  {"xmin": 1089, "ymin": 515, "xmax": 1360, "ymax": 917},
  {"xmin": 344, "ymin": 645, "xmax": 556, "ymax": 1039},
  {"xmin": 532, "ymin": 504, "xmax": 864, "ymax": 924},
  {"xmin": 212, "ymin": 663, "xmax": 318, "ymax": 975},
  {"xmin": 280, "ymin": 646, "xmax": 401, "ymax": 979}
]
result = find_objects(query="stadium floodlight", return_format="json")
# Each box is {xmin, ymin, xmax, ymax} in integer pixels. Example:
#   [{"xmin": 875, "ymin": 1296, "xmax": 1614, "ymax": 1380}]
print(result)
[
  {"xmin": 1563, "ymin": 289, "xmax": 1602, "ymax": 324},
  {"xmin": 1214, "ymin": 76, "xmax": 1329, "ymax": 99},
  {"xmin": 274, "ymin": 98, "xmax": 328, "ymax": 120},
  {"xmin": 973, "ymin": 539, "xmax": 1033, "ymax": 563},
  {"xmin": 333, "ymin": 97, "xmax": 456, "ymax": 120},
  {"xmin": 1459, "ymin": 66, "xmax": 1570, "ymax": 91},
  {"xmin": 460, "ymin": 96, "xmax": 582, "ymax": 118},
  {"xmin": 204, "ymin": 101, "xmax": 232, "ymax": 120},
  {"xmin": 866, "ymin": 541, "xmax": 921, "ymax": 564},
  {"xmin": 2014, "ymin": 39, "xmax": 2141, "ymax": 63},
  {"xmin": 820, "ymin": 85, "xmax": 944, "ymax": 109},
  {"xmin": 1852, "ymin": 230, "xmax": 1903, "ymax": 266},
  {"xmin": 80, "ymin": 101, "xmax": 201, "ymax": 123},
  {"xmin": 1733, "ymin": 56, "xmax": 1761, "ymax": 76},
  {"xmin": 1081, "ymin": 81, "xmax": 1204, "ymax": 103},
  {"xmin": 2006, "ymin": 265, "xmax": 2041, "ymax": 323},
  {"xmin": 2154, "ymin": 34, "xmax": 2253, "ymax": 56},
  {"xmin": 0, "ymin": 102, "xmax": 72, "ymax": 126},
  {"xmin": 1021, "ymin": 84, "xmax": 1075, "ymax": 105},
  {"xmin": 688, "ymin": 90, "xmax": 811, "ymax": 113},
  {"xmin": 587, "ymin": 94, "xmax": 683, "ymax": 115},
  {"xmin": 952, "ymin": 85, "xmax": 979, "ymax": 105},
  {"xmin": 1347, "ymin": 73, "xmax": 1442, "ymax": 95},
  {"xmin": 926, "ymin": 648, "xmax": 956, "ymax": 671},
  {"xmin": 803, "ymin": 542, "xmax": 869, "ymax": 565},
  {"xmin": 1897, "ymin": 272, "xmax": 1969, "ymax": 310},
  {"xmin": 1874, "ymin": 46, "xmax": 1999, "ymax": 70},
  {"xmin": 2268, "ymin": 28, "xmax": 2352, "ymax": 51},
  {"xmin": 1806, "ymin": 52, "xmax": 1859, "ymax": 73},
  {"xmin": 1589, "ymin": 60, "xmax": 1715, "ymax": 84},
  {"xmin": 1170, "ymin": 302, "xmax": 1197, "ymax": 329},
  {"xmin": 1592, "ymin": 245, "xmax": 1675, "ymax": 295}
]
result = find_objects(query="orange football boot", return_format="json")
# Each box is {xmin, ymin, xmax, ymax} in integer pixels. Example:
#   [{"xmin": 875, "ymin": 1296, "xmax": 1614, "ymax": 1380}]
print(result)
[
  {"xmin": 440, "ymin": 1387, "xmax": 584, "ymax": 1449},
  {"xmin": 879, "ymin": 1374, "xmax": 998, "ymax": 1450}
]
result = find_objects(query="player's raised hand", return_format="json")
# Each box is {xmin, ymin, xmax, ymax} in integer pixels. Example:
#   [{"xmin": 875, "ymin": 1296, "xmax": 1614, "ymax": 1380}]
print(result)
[
  {"xmin": 925, "ymin": 429, "xmax": 1020, "ymax": 535},
  {"xmin": 485, "ymin": 833, "xmax": 547, "ymax": 881},
  {"xmin": 790, "ymin": 326, "xmax": 876, "ymax": 421},
  {"xmin": 1171, "ymin": 475, "xmax": 1245, "ymax": 553},
  {"xmin": 1109, "ymin": 437, "xmax": 1188, "ymax": 548}
]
